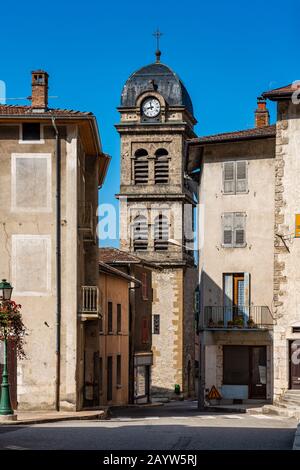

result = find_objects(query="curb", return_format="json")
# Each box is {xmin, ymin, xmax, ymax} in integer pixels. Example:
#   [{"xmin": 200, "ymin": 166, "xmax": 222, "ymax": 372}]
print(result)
[
  {"xmin": 108, "ymin": 403, "xmax": 165, "ymax": 412},
  {"xmin": 204, "ymin": 406, "xmax": 247, "ymax": 414},
  {"xmin": 293, "ymin": 423, "xmax": 300, "ymax": 450},
  {"xmin": 0, "ymin": 409, "xmax": 108, "ymax": 426}
]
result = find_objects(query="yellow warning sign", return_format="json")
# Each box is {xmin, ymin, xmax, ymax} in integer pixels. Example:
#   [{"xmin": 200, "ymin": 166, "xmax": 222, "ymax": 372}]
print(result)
[{"xmin": 207, "ymin": 385, "xmax": 222, "ymax": 400}]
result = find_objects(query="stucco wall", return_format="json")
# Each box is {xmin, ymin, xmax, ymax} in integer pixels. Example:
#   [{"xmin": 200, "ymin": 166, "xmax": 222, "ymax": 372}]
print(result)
[
  {"xmin": 99, "ymin": 272, "xmax": 129, "ymax": 405},
  {"xmin": 199, "ymin": 139, "xmax": 275, "ymax": 315}
]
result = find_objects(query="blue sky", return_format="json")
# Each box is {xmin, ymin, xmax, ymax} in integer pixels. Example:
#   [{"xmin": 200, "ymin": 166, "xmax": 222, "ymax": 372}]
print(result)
[{"xmin": 1, "ymin": 0, "xmax": 298, "ymax": 246}]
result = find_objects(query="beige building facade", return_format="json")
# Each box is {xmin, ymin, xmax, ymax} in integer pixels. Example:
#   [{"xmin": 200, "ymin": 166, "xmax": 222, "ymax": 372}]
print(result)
[
  {"xmin": 188, "ymin": 104, "xmax": 276, "ymax": 403},
  {"xmin": 0, "ymin": 70, "xmax": 109, "ymax": 410}
]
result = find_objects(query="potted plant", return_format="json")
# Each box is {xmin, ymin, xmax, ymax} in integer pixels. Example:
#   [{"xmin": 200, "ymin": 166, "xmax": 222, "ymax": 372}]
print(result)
[
  {"xmin": 247, "ymin": 318, "xmax": 256, "ymax": 328},
  {"xmin": 0, "ymin": 300, "xmax": 27, "ymax": 359},
  {"xmin": 208, "ymin": 318, "xmax": 215, "ymax": 328},
  {"xmin": 217, "ymin": 320, "xmax": 224, "ymax": 328},
  {"xmin": 233, "ymin": 315, "xmax": 244, "ymax": 328},
  {"xmin": 227, "ymin": 320, "xmax": 234, "ymax": 328}
]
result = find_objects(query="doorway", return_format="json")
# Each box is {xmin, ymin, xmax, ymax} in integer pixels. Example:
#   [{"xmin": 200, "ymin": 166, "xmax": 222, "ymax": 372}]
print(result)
[
  {"xmin": 223, "ymin": 345, "xmax": 267, "ymax": 399},
  {"xmin": 289, "ymin": 341, "xmax": 300, "ymax": 390},
  {"xmin": 249, "ymin": 346, "xmax": 267, "ymax": 398}
]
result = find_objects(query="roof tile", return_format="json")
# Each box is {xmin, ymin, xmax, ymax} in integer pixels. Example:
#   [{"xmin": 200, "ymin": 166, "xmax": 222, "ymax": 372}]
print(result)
[
  {"xmin": 189, "ymin": 125, "xmax": 276, "ymax": 145},
  {"xmin": 0, "ymin": 104, "xmax": 93, "ymax": 117}
]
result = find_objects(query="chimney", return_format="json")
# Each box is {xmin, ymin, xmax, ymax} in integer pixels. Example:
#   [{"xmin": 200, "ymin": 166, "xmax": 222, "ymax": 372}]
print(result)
[
  {"xmin": 255, "ymin": 96, "xmax": 269, "ymax": 127},
  {"xmin": 30, "ymin": 70, "xmax": 49, "ymax": 110}
]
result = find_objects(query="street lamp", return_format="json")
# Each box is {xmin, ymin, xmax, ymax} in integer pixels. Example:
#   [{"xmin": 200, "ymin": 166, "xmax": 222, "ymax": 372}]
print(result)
[{"xmin": 0, "ymin": 279, "xmax": 14, "ymax": 416}]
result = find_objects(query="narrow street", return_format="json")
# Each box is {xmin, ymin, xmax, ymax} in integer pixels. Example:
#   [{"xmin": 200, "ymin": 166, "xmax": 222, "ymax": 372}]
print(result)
[{"xmin": 0, "ymin": 402, "xmax": 297, "ymax": 450}]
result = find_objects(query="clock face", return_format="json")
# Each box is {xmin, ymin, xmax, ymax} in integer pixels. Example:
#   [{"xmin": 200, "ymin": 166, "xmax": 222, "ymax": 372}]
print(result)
[{"xmin": 142, "ymin": 98, "xmax": 161, "ymax": 118}]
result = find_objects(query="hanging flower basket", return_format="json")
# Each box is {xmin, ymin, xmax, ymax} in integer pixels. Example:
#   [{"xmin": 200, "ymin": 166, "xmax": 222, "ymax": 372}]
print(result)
[{"xmin": 0, "ymin": 300, "xmax": 27, "ymax": 359}]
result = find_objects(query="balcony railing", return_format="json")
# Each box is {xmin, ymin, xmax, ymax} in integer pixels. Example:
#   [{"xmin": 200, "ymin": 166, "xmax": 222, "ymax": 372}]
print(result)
[
  {"xmin": 78, "ymin": 201, "xmax": 94, "ymax": 241},
  {"xmin": 79, "ymin": 286, "xmax": 99, "ymax": 316},
  {"xmin": 203, "ymin": 305, "xmax": 274, "ymax": 330}
]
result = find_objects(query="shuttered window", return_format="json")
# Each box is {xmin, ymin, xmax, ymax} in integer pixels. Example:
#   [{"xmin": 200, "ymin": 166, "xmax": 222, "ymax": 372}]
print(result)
[
  {"xmin": 133, "ymin": 214, "xmax": 148, "ymax": 251},
  {"xmin": 222, "ymin": 212, "xmax": 246, "ymax": 247},
  {"xmin": 223, "ymin": 161, "xmax": 248, "ymax": 194},
  {"xmin": 155, "ymin": 148, "xmax": 169, "ymax": 184},
  {"xmin": 134, "ymin": 149, "xmax": 149, "ymax": 184},
  {"xmin": 154, "ymin": 214, "xmax": 169, "ymax": 251}
]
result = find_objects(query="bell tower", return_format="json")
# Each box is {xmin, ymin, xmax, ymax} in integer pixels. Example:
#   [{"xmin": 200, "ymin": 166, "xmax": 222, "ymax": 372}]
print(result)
[{"xmin": 116, "ymin": 49, "xmax": 198, "ymax": 398}]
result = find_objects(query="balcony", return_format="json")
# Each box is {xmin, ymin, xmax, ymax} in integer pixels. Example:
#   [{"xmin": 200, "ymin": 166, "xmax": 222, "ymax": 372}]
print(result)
[
  {"xmin": 202, "ymin": 306, "xmax": 274, "ymax": 330},
  {"xmin": 78, "ymin": 286, "xmax": 100, "ymax": 320},
  {"xmin": 78, "ymin": 201, "xmax": 95, "ymax": 242}
]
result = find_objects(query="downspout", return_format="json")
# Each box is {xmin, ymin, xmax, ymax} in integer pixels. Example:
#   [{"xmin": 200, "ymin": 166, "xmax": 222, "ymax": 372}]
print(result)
[{"xmin": 51, "ymin": 115, "xmax": 61, "ymax": 411}]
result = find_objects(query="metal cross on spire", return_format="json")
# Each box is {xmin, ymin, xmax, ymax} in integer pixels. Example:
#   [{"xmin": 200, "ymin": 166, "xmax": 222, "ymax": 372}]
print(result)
[{"xmin": 153, "ymin": 28, "xmax": 163, "ymax": 62}]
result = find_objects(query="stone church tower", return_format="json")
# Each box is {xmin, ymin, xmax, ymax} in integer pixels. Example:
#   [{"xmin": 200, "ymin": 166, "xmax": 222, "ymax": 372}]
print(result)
[{"xmin": 116, "ymin": 49, "xmax": 198, "ymax": 398}]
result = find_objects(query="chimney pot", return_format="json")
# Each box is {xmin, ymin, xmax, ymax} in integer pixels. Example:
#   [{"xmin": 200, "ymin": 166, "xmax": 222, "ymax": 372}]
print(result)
[
  {"xmin": 255, "ymin": 96, "xmax": 269, "ymax": 127},
  {"xmin": 31, "ymin": 70, "xmax": 49, "ymax": 110}
]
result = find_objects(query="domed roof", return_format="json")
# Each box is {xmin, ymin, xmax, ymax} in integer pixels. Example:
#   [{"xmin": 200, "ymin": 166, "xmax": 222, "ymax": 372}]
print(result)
[{"xmin": 121, "ymin": 62, "xmax": 194, "ymax": 116}]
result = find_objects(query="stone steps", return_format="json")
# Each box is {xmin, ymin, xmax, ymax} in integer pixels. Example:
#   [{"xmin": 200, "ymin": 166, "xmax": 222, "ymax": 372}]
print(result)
[{"xmin": 260, "ymin": 404, "xmax": 300, "ymax": 420}]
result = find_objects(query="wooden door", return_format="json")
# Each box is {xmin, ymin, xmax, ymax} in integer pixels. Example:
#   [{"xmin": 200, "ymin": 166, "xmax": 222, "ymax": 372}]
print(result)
[
  {"xmin": 290, "ymin": 341, "xmax": 300, "ymax": 390},
  {"xmin": 249, "ymin": 346, "xmax": 266, "ymax": 399}
]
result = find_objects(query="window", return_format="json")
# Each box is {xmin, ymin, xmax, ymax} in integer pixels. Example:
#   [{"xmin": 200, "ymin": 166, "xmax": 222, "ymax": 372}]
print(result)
[
  {"xmin": 134, "ymin": 149, "xmax": 148, "ymax": 184},
  {"xmin": 116, "ymin": 355, "xmax": 121, "ymax": 387},
  {"xmin": 222, "ymin": 212, "xmax": 246, "ymax": 247},
  {"xmin": 133, "ymin": 214, "xmax": 148, "ymax": 251},
  {"xmin": 223, "ymin": 273, "xmax": 250, "ymax": 320},
  {"xmin": 141, "ymin": 272, "xmax": 148, "ymax": 300},
  {"xmin": 155, "ymin": 148, "xmax": 169, "ymax": 184},
  {"xmin": 154, "ymin": 214, "xmax": 169, "ymax": 251},
  {"xmin": 117, "ymin": 304, "xmax": 121, "ymax": 334},
  {"xmin": 22, "ymin": 123, "xmax": 41, "ymax": 141},
  {"xmin": 153, "ymin": 315, "xmax": 160, "ymax": 334},
  {"xmin": 107, "ymin": 356, "xmax": 113, "ymax": 401},
  {"xmin": 141, "ymin": 317, "xmax": 149, "ymax": 343},
  {"xmin": 223, "ymin": 161, "xmax": 248, "ymax": 194},
  {"xmin": 108, "ymin": 302, "xmax": 113, "ymax": 333}
]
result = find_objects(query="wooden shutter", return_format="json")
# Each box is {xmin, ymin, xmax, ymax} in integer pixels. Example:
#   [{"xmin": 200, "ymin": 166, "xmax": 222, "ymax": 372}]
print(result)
[
  {"xmin": 224, "ymin": 274, "xmax": 233, "ymax": 324},
  {"xmin": 141, "ymin": 272, "xmax": 148, "ymax": 300},
  {"xmin": 236, "ymin": 161, "xmax": 247, "ymax": 193},
  {"xmin": 141, "ymin": 317, "xmax": 148, "ymax": 343},
  {"xmin": 234, "ymin": 212, "xmax": 246, "ymax": 246},
  {"xmin": 223, "ymin": 213, "xmax": 234, "ymax": 246},
  {"xmin": 243, "ymin": 272, "xmax": 250, "ymax": 323},
  {"xmin": 223, "ymin": 162, "xmax": 235, "ymax": 194}
]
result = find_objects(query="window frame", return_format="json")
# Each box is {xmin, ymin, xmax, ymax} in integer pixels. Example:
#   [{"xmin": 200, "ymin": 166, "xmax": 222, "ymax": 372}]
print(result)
[
  {"xmin": 19, "ymin": 123, "xmax": 45, "ymax": 144},
  {"xmin": 222, "ymin": 212, "xmax": 247, "ymax": 248},
  {"xmin": 117, "ymin": 304, "xmax": 122, "ymax": 334},
  {"xmin": 222, "ymin": 160, "xmax": 248, "ymax": 195},
  {"xmin": 108, "ymin": 301, "xmax": 113, "ymax": 334}
]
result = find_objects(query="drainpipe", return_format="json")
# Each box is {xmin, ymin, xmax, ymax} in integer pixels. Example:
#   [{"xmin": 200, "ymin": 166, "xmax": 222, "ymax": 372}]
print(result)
[{"xmin": 52, "ymin": 116, "xmax": 61, "ymax": 411}]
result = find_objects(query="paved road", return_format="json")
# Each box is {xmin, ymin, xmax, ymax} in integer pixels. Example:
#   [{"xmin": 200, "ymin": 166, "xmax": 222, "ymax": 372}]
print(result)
[{"xmin": 0, "ymin": 401, "xmax": 297, "ymax": 450}]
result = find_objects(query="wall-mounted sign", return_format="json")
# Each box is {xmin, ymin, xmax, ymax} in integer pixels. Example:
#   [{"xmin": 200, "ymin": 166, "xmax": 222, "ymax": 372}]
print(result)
[{"xmin": 295, "ymin": 214, "xmax": 300, "ymax": 238}]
